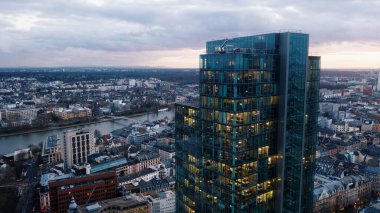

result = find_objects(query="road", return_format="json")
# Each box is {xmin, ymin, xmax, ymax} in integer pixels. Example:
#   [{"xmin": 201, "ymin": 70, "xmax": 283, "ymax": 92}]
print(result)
[{"xmin": 15, "ymin": 158, "xmax": 39, "ymax": 213}]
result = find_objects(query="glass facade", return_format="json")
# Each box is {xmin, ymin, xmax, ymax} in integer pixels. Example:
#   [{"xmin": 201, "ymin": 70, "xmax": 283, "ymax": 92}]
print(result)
[
  {"xmin": 301, "ymin": 56, "xmax": 321, "ymax": 213},
  {"xmin": 176, "ymin": 32, "xmax": 320, "ymax": 213},
  {"xmin": 175, "ymin": 103, "xmax": 201, "ymax": 213}
]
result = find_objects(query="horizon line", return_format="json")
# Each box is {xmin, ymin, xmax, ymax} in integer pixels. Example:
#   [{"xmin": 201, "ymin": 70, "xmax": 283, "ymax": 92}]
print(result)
[{"xmin": 0, "ymin": 66, "xmax": 379, "ymax": 71}]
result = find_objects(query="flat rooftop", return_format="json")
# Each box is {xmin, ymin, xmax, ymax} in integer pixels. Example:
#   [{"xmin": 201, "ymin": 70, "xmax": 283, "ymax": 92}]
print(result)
[
  {"xmin": 90, "ymin": 158, "xmax": 128, "ymax": 174},
  {"xmin": 77, "ymin": 196, "xmax": 149, "ymax": 212},
  {"xmin": 45, "ymin": 135, "xmax": 59, "ymax": 149}
]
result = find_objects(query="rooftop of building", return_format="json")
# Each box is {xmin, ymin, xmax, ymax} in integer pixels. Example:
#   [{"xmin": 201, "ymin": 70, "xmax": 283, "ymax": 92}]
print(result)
[
  {"xmin": 146, "ymin": 190, "xmax": 175, "ymax": 201},
  {"xmin": 363, "ymin": 166, "xmax": 380, "ymax": 175},
  {"xmin": 90, "ymin": 158, "xmax": 128, "ymax": 174},
  {"xmin": 0, "ymin": 107, "xmax": 37, "ymax": 112},
  {"xmin": 156, "ymin": 144, "xmax": 175, "ymax": 153},
  {"xmin": 45, "ymin": 135, "xmax": 59, "ymax": 148},
  {"xmin": 157, "ymin": 190, "xmax": 175, "ymax": 199},
  {"xmin": 118, "ymin": 167, "xmax": 157, "ymax": 183},
  {"xmin": 139, "ymin": 177, "xmax": 175, "ymax": 189},
  {"xmin": 362, "ymin": 201, "xmax": 380, "ymax": 212},
  {"xmin": 42, "ymin": 135, "xmax": 60, "ymax": 156},
  {"xmin": 175, "ymin": 101, "xmax": 199, "ymax": 109},
  {"xmin": 315, "ymin": 155, "xmax": 366, "ymax": 178},
  {"xmin": 111, "ymin": 128, "xmax": 131, "ymax": 138},
  {"xmin": 40, "ymin": 172, "xmax": 75, "ymax": 187},
  {"xmin": 314, "ymin": 174, "xmax": 371, "ymax": 201},
  {"xmin": 205, "ymin": 32, "xmax": 310, "ymax": 55},
  {"xmin": 48, "ymin": 171, "xmax": 115, "ymax": 188},
  {"xmin": 55, "ymin": 106, "xmax": 90, "ymax": 112},
  {"xmin": 63, "ymin": 128, "xmax": 92, "ymax": 135},
  {"xmin": 77, "ymin": 196, "xmax": 149, "ymax": 213},
  {"xmin": 362, "ymin": 144, "xmax": 380, "ymax": 157},
  {"xmin": 131, "ymin": 149, "xmax": 160, "ymax": 162}
]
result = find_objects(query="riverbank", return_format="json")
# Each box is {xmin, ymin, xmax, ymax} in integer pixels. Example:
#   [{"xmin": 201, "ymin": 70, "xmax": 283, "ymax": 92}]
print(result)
[
  {"xmin": 0, "ymin": 118, "xmax": 118, "ymax": 137},
  {"xmin": 0, "ymin": 110, "xmax": 166, "ymax": 138},
  {"xmin": 0, "ymin": 109, "xmax": 175, "ymax": 155}
]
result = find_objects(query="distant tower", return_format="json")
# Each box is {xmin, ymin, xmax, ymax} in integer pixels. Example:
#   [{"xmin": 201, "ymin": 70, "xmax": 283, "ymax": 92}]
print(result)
[
  {"xmin": 377, "ymin": 72, "xmax": 380, "ymax": 91},
  {"xmin": 68, "ymin": 197, "xmax": 78, "ymax": 213}
]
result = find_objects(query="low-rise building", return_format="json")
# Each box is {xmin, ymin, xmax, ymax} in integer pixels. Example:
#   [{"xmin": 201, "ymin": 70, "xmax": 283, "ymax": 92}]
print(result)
[
  {"xmin": 123, "ymin": 177, "xmax": 175, "ymax": 196},
  {"xmin": 158, "ymin": 146, "xmax": 175, "ymax": 162},
  {"xmin": 77, "ymin": 196, "xmax": 150, "ymax": 213},
  {"xmin": 362, "ymin": 120, "xmax": 375, "ymax": 133},
  {"xmin": 39, "ymin": 173, "xmax": 76, "ymax": 212},
  {"xmin": 54, "ymin": 107, "xmax": 92, "ymax": 120},
  {"xmin": 363, "ymin": 166, "xmax": 380, "ymax": 197},
  {"xmin": 145, "ymin": 190, "xmax": 175, "ymax": 213},
  {"xmin": 127, "ymin": 150, "xmax": 160, "ymax": 175},
  {"xmin": 128, "ymin": 131, "xmax": 156, "ymax": 146},
  {"xmin": 360, "ymin": 201, "xmax": 380, "ymax": 213},
  {"xmin": 0, "ymin": 108, "xmax": 38, "ymax": 127},
  {"xmin": 42, "ymin": 135, "xmax": 61, "ymax": 164},
  {"xmin": 90, "ymin": 158, "xmax": 129, "ymax": 176},
  {"xmin": 3, "ymin": 148, "xmax": 33, "ymax": 163},
  {"xmin": 332, "ymin": 121, "xmax": 349, "ymax": 133},
  {"xmin": 48, "ymin": 171, "xmax": 117, "ymax": 213},
  {"xmin": 313, "ymin": 175, "xmax": 372, "ymax": 212},
  {"xmin": 118, "ymin": 167, "xmax": 159, "ymax": 186},
  {"xmin": 318, "ymin": 116, "xmax": 333, "ymax": 129}
]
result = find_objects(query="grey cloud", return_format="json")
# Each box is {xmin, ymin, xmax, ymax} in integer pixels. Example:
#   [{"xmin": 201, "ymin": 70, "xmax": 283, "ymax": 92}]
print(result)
[{"xmin": 0, "ymin": 0, "xmax": 379, "ymax": 66}]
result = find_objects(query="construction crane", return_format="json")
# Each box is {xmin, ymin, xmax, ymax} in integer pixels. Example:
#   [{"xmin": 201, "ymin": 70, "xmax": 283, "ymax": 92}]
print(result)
[
  {"xmin": 215, "ymin": 38, "xmax": 229, "ymax": 53},
  {"xmin": 85, "ymin": 185, "xmax": 97, "ymax": 205}
]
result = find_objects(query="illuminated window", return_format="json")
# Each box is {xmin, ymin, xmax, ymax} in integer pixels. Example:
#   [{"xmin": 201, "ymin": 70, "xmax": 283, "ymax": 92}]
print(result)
[
  {"xmin": 258, "ymin": 146, "xmax": 269, "ymax": 157},
  {"xmin": 257, "ymin": 190, "xmax": 274, "ymax": 204}
]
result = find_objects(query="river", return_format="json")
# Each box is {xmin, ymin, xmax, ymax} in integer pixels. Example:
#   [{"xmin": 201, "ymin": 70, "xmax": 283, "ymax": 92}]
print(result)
[{"xmin": 0, "ymin": 109, "xmax": 174, "ymax": 155}]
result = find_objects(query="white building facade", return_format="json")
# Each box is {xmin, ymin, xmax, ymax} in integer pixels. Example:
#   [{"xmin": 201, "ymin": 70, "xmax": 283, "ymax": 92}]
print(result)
[
  {"xmin": 61, "ymin": 129, "xmax": 95, "ymax": 169},
  {"xmin": 146, "ymin": 190, "xmax": 175, "ymax": 213}
]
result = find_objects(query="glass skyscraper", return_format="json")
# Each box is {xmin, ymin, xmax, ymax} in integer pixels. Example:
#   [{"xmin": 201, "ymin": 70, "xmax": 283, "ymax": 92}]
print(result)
[{"xmin": 175, "ymin": 32, "xmax": 320, "ymax": 213}]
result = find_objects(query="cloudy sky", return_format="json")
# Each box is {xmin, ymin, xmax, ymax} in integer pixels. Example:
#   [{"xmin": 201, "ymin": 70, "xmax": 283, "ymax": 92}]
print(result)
[{"xmin": 0, "ymin": 0, "xmax": 379, "ymax": 68}]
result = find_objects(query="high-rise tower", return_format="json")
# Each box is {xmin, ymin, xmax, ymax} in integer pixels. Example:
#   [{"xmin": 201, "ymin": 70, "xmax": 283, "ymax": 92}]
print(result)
[
  {"xmin": 61, "ymin": 128, "xmax": 95, "ymax": 169},
  {"xmin": 175, "ymin": 32, "xmax": 320, "ymax": 213}
]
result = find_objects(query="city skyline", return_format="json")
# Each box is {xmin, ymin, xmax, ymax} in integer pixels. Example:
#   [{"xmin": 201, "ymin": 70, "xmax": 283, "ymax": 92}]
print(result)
[
  {"xmin": 1, "ymin": 51, "xmax": 380, "ymax": 211},
  {"xmin": 0, "ymin": 0, "xmax": 379, "ymax": 69}
]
